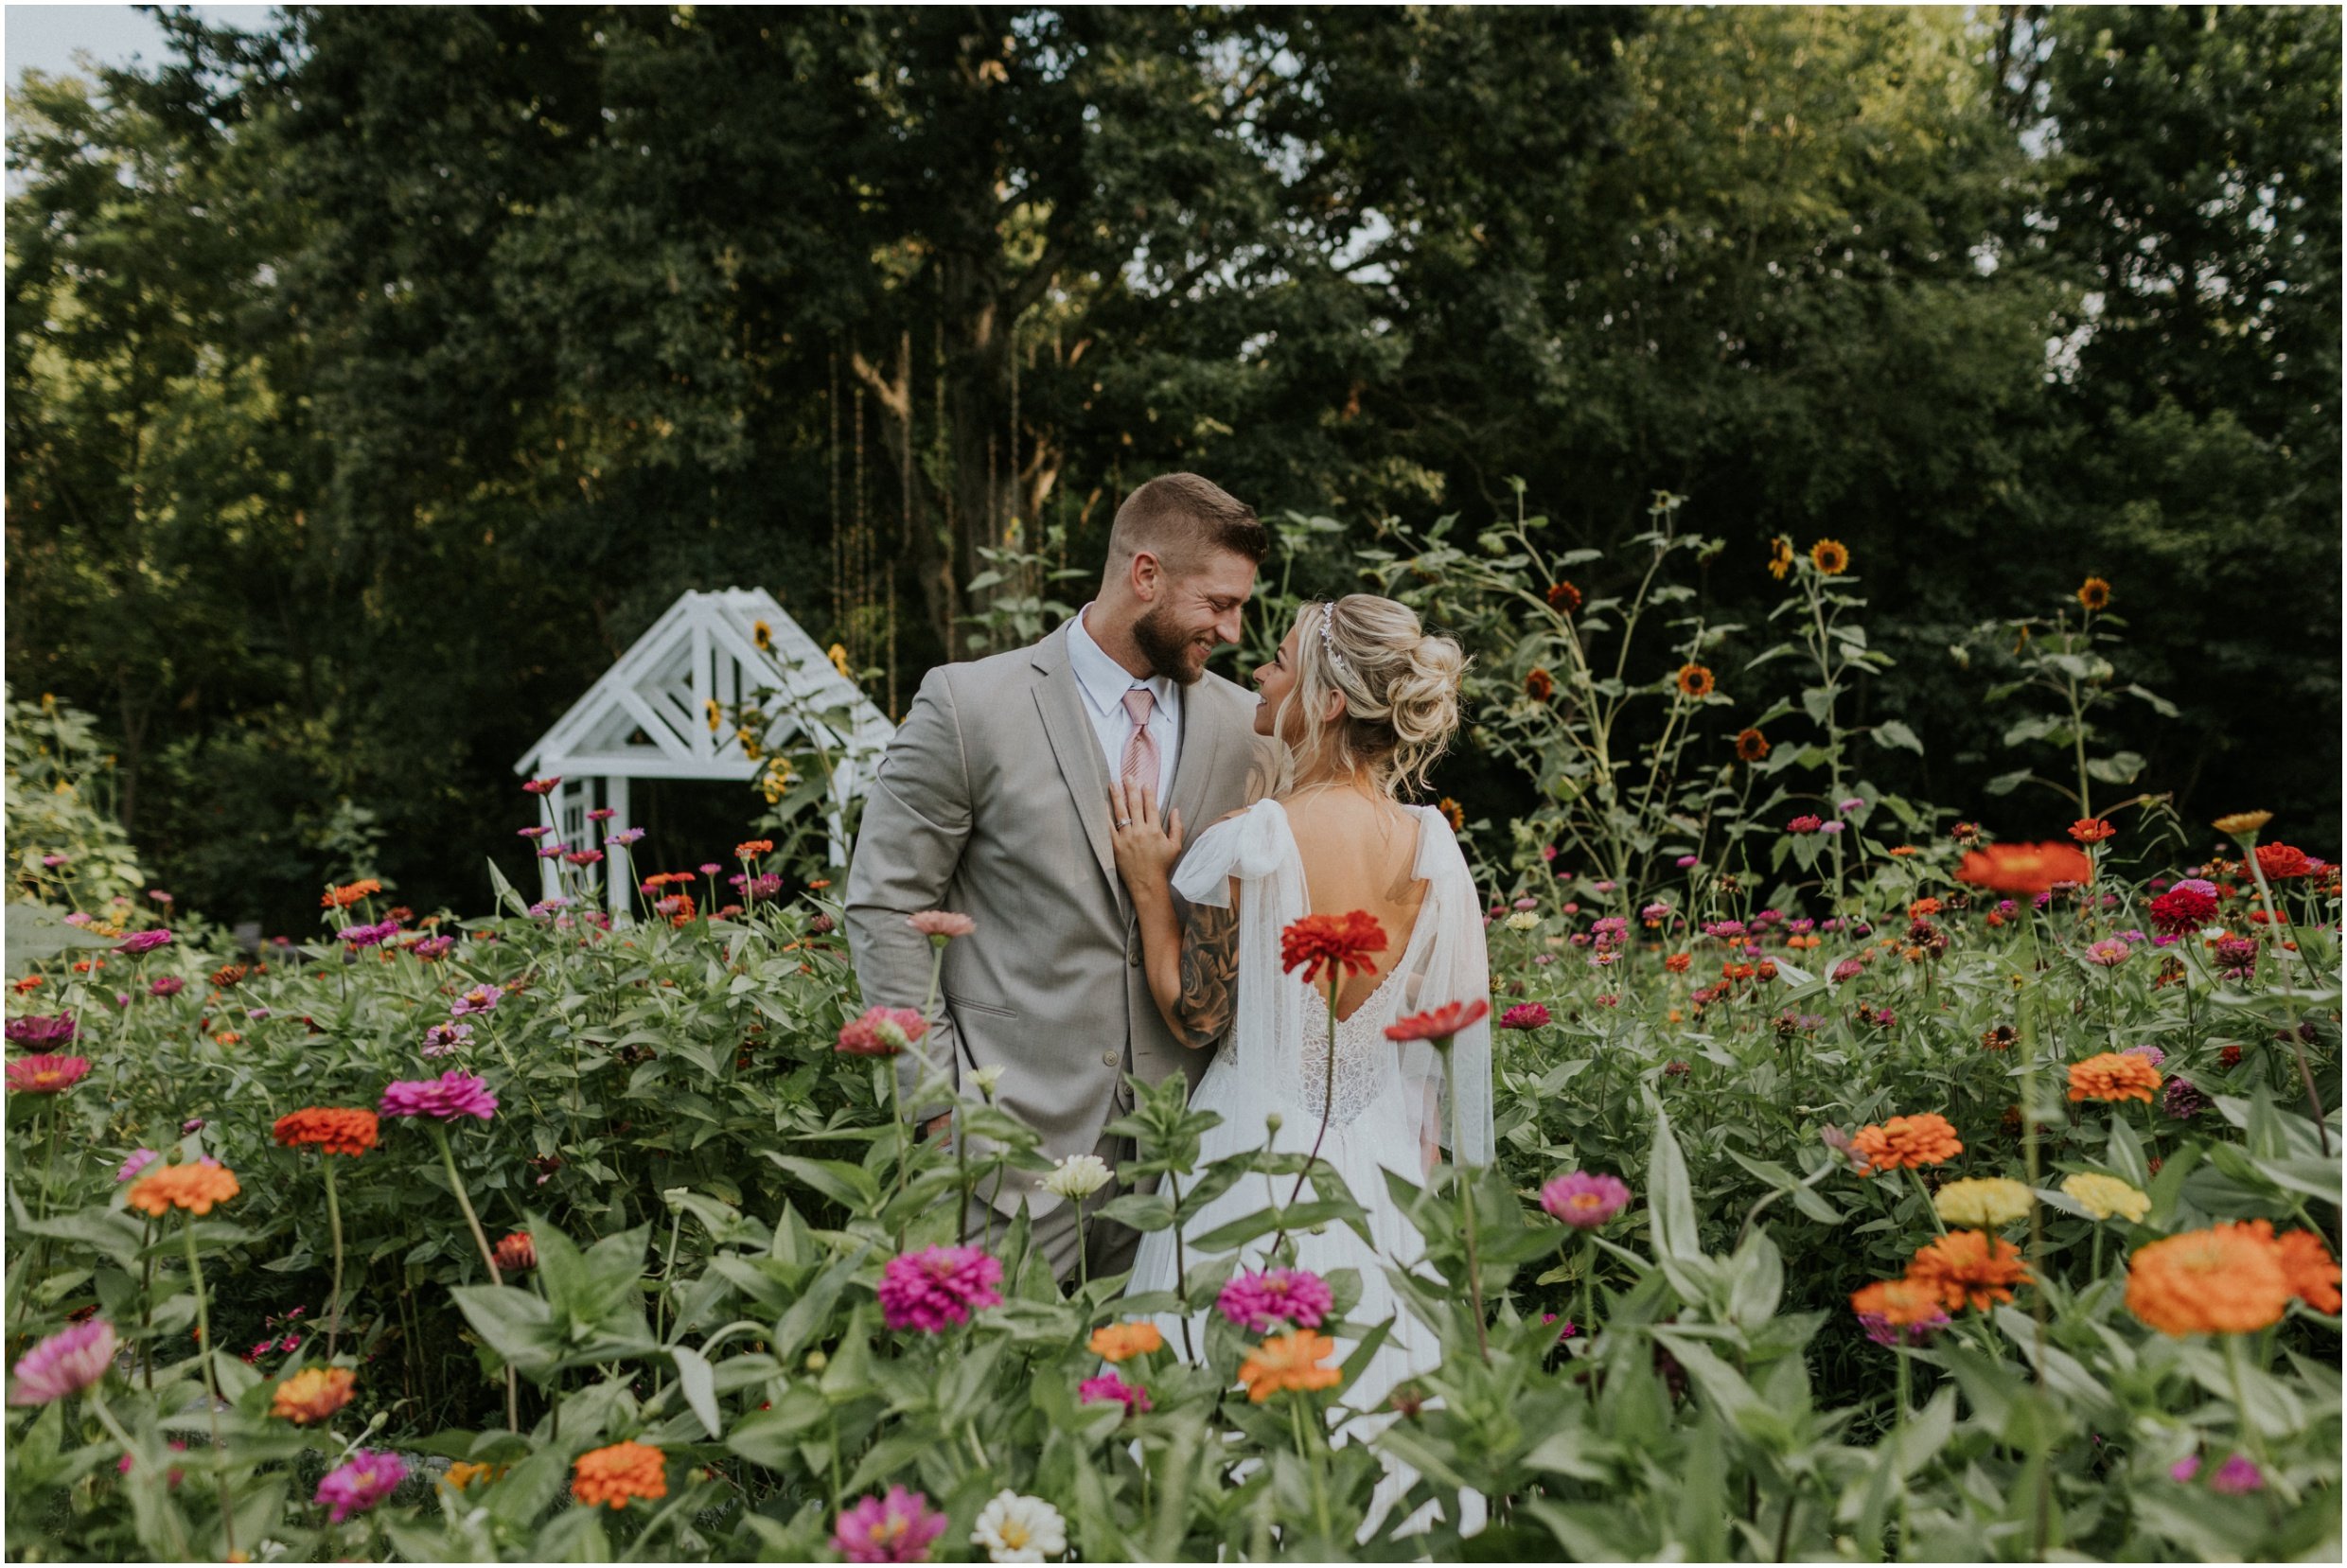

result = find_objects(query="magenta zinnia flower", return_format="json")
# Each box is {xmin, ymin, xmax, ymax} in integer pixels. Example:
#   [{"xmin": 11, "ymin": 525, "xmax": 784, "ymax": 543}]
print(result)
[
  {"xmin": 114, "ymin": 929, "xmax": 174, "ymax": 956},
  {"xmin": 9, "ymin": 1319, "xmax": 117, "ymax": 1404},
  {"xmin": 1498, "ymin": 1002, "xmax": 1551, "ymax": 1031},
  {"xmin": 831, "ymin": 1486, "xmax": 949, "ymax": 1563},
  {"xmin": 115, "ymin": 1149, "xmax": 160, "ymax": 1183},
  {"xmin": 1540, "ymin": 1171, "xmax": 1632, "ymax": 1229},
  {"xmin": 2213, "ymin": 935, "xmax": 2258, "ymax": 981},
  {"xmin": 315, "ymin": 1450, "xmax": 406, "ymax": 1523},
  {"xmin": 876, "ymin": 1245, "xmax": 1003, "ymax": 1332},
  {"xmin": 1078, "ymin": 1372, "xmax": 1153, "ymax": 1413},
  {"xmin": 149, "ymin": 976, "xmax": 185, "ymax": 997},
  {"xmin": 4, "ymin": 1013, "xmax": 77, "ymax": 1048},
  {"xmin": 379, "ymin": 1071, "xmax": 499, "ymax": 1123},
  {"xmin": 1215, "ymin": 1267, "xmax": 1333, "ymax": 1332},
  {"xmin": 2209, "ymin": 1453, "xmax": 2264, "ymax": 1495},
  {"xmin": 838, "ymin": 1006, "xmax": 928, "ymax": 1057},
  {"xmin": 5, "ymin": 1054, "xmax": 90, "ymax": 1095},
  {"xmin": 1786, "ymin": 816, "xmax": 1823, "ymax": 835}
]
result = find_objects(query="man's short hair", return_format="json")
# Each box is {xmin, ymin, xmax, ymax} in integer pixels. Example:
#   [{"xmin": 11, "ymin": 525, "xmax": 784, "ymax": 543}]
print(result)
[{"xmin": 1107, "ymin": 473, "xmax": 1267, "ymax": 573}]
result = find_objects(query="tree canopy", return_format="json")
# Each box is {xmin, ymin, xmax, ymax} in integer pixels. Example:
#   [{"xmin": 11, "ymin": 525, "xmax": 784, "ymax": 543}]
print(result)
[{"xmin": 8, "ymin": 4, "xmax": 2338, "ymax": 927}]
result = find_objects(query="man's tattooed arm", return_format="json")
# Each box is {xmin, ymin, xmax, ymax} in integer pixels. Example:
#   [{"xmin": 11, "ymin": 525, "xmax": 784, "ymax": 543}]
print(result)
[{"xmin": 1170, "ymin": 898, "xmax": 1240, "ymax": 1049}]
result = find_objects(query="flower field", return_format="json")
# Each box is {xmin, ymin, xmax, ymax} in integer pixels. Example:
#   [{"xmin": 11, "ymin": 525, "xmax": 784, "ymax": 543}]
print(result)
[{"xmin": 5, "ymin": 523, "xmax": 2341, "ymax": 1562}]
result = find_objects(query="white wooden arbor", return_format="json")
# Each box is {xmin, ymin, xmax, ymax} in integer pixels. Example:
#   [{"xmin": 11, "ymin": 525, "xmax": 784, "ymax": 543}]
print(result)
[{"xmin": 514, "ymin": 589, "xmax": 894, "ymax": 912}]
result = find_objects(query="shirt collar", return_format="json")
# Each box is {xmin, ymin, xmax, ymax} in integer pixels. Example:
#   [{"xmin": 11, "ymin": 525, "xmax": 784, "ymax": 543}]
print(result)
[{"xmin": 1069, "ymin": 604, "xmax": 1175, "ymax": 719}]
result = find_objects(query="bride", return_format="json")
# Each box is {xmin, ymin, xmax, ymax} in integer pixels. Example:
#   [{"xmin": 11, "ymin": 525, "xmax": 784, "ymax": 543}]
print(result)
[{"xmin": 1106, "ymin": 593, "xmax": 1491, "ymax": 1532}]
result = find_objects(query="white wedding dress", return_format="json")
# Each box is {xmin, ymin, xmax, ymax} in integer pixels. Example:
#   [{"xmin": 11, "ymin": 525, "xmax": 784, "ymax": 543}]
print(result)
[{"xmin": 1125, "ymin": 797, "xmax": 1493, "ymax": 1535}]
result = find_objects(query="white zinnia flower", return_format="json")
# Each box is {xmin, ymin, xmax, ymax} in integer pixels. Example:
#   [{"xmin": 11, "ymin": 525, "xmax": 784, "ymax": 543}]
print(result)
[
  {"xmin": 972, "ymin": 1490, "xmax": 1067, "ymax": 1563},
  {"xmin": 1042, "ymin": 1153, "xmax": 1112, "ymax": 1200},
  {"xmin": 1505, "ymin": 911, "xmax": 1541, "ymax": 932},
  {"xmin": 969, "ymin": 1064, "xmax": 1005, "ymax": 1096}
]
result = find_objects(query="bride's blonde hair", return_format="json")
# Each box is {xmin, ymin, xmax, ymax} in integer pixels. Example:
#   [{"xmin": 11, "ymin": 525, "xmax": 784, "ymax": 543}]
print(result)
[{"xmin": 1272, "ymin": 595, "xmax": 1467, "ymax": 800}]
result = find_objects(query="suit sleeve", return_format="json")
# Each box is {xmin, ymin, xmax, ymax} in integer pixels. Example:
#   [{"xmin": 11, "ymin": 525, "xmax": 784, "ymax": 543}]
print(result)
[{"xmin": 844, "ymin": 665, "xmax": 974, "ymax": 1120}]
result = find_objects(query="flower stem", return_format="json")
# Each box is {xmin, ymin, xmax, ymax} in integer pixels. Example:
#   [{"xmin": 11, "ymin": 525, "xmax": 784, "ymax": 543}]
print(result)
[
  {"xmin": 89, "ymin": 1386, "xmax": 195, "ymax": 1560},
  {"xmin": 431, "ymin": 1123, "xmax": 517, "ymax": 1432},
  {"xmin": 180, "ymin": 1213, "xmax": 237, "ymax": 1560},
  {"xmin": 322, "ymin": 1155, "xmax": 346, "ymax": 1363},
  {"xmin": 1446, "ymin": 1036, "xmax": 1489, "ymax": 1362}
]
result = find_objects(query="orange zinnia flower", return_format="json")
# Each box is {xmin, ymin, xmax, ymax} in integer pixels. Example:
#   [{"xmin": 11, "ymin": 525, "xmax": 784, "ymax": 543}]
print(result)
[
  {"xmin": 1734, "ymin": 727, "xmax": 1769, "ymax": 762},
  {"xmin": 1906, "ymin": 1230, "xmax": 2030, "ymax": 1312},
  {"xmin": 321, "ymin": 878, "xmax": 381, "ymax": 909},
  {"xmin": 1675, "ymin": 664, "xmax": 1714, "ymax": 698},
  {"xmin": 1237, "ymin": 1330, "xmax": 1342, "ymax": 1402},
  {"xmin": 2067, "ymin": 1051, "xmax": 2161, "ymax": 1104},
  {"xmin": 2238, "ymin": 1220, "xmax": 2343, "ymax": 1313},
  {"xmin": 1809, "ymin": 539, "xmax": 1849, "ymax": 575},
  {"xmin": 1088, "ymin": 1322, "xmax": 1165, "ymax": 1363},
  {"xmin": 444, "ymin": 1460, "xmax": 506, "ymax": 1491},
  {"xmin": 573, "ymin": 1440, "xmax": 668, "ymax": 1509},
  {"xmin": 734, "ymin": 838, "xmax": 775, "ymax": 859},
  {"xmin": 1953, "ymin": 841, "xmax": 2092, "ymax": 895},
  {"xmin": 2068, "ymin": 818, "xmax": 2116, "ymax": 844},
  {"xmin": 272, "ymin": 1107, "xmax": 379, "ymax": 1158},
  {"xmin": 127, "ymin": 1160, "xmax": 240, "ymax": 1216},
  {"xmin": 1280, "ymin": 911, "xmax": 1387, "ymax": 986},
  {"xmin": 1848, "ymin": 1113, "xmax": 1962, "ymax": 1175},
  {"xmin": 1545, "ymin": 581, "xmax": 1582, "ymax": 615},
  {"xmin": 1664, "ymin": 953, "xmax": 1692, "ymax": 973},
  {"xmin": 2126, "ymin": 1223, "xmax": 2295, "ymax": 1336},
  {"xmin": 2075, "ymin": 575, "xmax": 2111, "ymax": 611},
  {"xmin": 1850, "ymin": 1277, "xmax": 1949, "ymax": 1328},
  {"xmin": 272, "ymin": 1366, "xmax": 356, "ymax": 1425}
]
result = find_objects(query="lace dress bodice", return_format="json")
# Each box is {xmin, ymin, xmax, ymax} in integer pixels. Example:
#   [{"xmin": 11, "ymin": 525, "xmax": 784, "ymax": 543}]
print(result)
[{"xmin": 1295, "ymin": 960, "xmax": 1409, "ymax": 1130}]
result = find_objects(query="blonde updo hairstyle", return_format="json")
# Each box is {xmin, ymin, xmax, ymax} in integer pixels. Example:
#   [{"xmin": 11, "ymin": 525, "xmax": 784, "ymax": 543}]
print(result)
[{"xmin": 1273, "ymin": 595, "xmax": 1467, "ymax": 801}]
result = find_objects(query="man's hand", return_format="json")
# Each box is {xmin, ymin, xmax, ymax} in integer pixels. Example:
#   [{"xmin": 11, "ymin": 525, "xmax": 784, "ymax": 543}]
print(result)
[{"xmin": 922, "ymin": 1112, "xmax": 953, "ymax": 1142}]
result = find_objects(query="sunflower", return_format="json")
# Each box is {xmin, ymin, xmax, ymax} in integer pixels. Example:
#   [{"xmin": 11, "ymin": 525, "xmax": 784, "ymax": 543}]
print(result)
[
  {"xmin": 1809, "ymin": 539, "xmax": 1849, "ymax": 575},
  {"xmin": 1734, "ymin": 728, "xmax": 1770, "ymax": 762},
  {"xmin": 1525, "ymin": 667, "xmax": 1555, "ymax": 703},
  {"xmin": 1675, "ymin": 664, "xmax": 1715, "ymax": 699},
  {"xmin": 751, "ymin": 618, "xmax": 774, "ymax": 651},
  {"xmin": 1767, "ymin": 537, "xmax": 1794, "ymax": 581},
  {"xmin": 2075, "ymin": 576, "xmax": 2111, "ymax": 612},
  {"xmin": 1545, "ymin": 581, "xmax": 1582, "ymax": 615},
  {"xmin": 704, "ymin": 698, "xmax": 721, "ymax": 733},
  {"xmin": 1438, "ymin": 797, "xmax": 1465, "ymax": 833}
]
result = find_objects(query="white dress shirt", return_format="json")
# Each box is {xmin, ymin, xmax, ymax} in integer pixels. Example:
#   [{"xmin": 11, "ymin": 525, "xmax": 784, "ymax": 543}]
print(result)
[{"xmin": 1067, "ymin": 603, "xmax": 1181, "ymax": 806}]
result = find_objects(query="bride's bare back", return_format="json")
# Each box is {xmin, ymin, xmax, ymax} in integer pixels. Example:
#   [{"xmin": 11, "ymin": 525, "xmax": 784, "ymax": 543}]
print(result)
[{"xmin": 1282, "ymin": 789, "xmax": 1430, "ymax": 1020}]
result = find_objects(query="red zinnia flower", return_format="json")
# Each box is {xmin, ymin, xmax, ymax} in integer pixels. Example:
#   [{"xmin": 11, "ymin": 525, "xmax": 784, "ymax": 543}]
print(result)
[
  {"xmin": 1280, "ymin": 911, "xmax": 1387, "ymax": 986},
  {"xmin": 1384, "ymin": 999, "xmax": 1490, "ymax": 1044},
  {"xmin": 2255, "ymin": 843, "xmax": 2314, "ymax": 879},
  {"xmin": 2069, "ymin": 819, "xmax": 2116, "ymax": 844}
]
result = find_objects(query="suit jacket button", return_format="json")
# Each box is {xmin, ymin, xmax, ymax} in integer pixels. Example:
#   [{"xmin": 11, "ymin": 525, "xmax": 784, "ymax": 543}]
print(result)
[{"xmin": 1101, "ymin": 1050, "xmax": 1119, "ymax": 1067}]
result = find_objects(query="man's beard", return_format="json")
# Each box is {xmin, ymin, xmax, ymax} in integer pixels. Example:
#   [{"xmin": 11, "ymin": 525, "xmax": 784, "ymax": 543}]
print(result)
[{"xmin": 1131, "ymin": 601, "xmax": 1210, "ymax": 686}]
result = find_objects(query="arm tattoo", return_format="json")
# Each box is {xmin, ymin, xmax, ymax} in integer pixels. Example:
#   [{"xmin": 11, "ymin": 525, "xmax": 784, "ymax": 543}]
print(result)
[{"xmin": 1174, "ymin": 900, "xmax": 1240, "ymax": 1050}]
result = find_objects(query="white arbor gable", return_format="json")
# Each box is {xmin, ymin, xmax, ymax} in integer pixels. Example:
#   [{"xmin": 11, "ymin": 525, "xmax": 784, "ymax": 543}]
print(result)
[{"xmin": 515, "ymin": 589, "xmax": 893, "ymax": 909}]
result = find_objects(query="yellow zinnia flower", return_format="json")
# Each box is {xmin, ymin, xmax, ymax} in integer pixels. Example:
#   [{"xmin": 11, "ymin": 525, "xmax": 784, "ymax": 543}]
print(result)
[
  {"xmin": 2061, "ymin": 1172, "xmax": 2149, "ymax": 1224},
  {"xmin": 2213, "ymin": 810, "xmax": 2272, "ymax": 837},
  {"xmin": 1932, "ymin": 1176, "xmax": 2034, "ymax": 1230}
]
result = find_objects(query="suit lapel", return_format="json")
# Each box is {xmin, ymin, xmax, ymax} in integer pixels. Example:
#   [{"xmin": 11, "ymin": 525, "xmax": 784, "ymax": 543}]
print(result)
[
  {"xmin": 1166, "ymin": 680, "xmax": 1225, "ymax": 842},
  {"xmin": 1031, "ymin": 627, "xmax": 1126, "ymax": 908}
]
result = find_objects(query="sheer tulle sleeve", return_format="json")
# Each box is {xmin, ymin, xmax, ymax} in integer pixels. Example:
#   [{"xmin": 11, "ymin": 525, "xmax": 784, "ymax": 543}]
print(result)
[
  {"xmin": 1394, "ymin": 809, "xmax": 1495, "ymax": 1167},
  {"xmin": 1171, "ymin": 800, "xmax": 1292, "ymax": 907}
]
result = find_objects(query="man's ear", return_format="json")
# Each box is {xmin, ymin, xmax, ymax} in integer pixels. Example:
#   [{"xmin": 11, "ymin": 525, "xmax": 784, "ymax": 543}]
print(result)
[{"xmin": 1129, "ymin": 548, "xmax": 1163, "ymax": 602}]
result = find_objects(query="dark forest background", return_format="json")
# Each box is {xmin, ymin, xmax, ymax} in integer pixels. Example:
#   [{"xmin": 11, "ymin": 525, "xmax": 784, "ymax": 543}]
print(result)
[{"xmin": 7, "ymin": 5, "xmax": 2338, "ymax": 930}]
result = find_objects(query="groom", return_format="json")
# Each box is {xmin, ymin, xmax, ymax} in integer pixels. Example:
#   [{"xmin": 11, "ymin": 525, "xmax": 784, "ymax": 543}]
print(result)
[{"xmin": 845, "ymin": 472, "xmax": 1273, "ymax": 1280}]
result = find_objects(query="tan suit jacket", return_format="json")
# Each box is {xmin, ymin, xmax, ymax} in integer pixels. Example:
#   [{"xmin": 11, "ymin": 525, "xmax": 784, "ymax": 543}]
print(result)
[{"xmin": 845, "ymin": 623, "xmax": 1270, "ymax": 1214}]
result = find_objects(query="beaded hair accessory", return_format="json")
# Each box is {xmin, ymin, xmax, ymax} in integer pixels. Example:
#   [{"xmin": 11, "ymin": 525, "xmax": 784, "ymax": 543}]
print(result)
[{"xmin": 1315, "ymin": 602, "xmax": 1348, "ymax": 673}]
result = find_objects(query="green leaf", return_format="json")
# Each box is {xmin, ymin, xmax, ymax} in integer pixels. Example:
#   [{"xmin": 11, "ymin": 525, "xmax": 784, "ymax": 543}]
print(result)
[
  {"xmin": 450, "ymin": 1284, "xmax": 558, "ymax": 1376},
  {"xmin": 670, "ymin": 1343, "xmax": 721, "ymax": 1438},
  {"xmin": 1871, "ymin": 718, "xmax": 1924, "ymax": 754},
  {"xmin": 1646, "ymin": 1099, "xmax": 1701, "ymax": 1261}
]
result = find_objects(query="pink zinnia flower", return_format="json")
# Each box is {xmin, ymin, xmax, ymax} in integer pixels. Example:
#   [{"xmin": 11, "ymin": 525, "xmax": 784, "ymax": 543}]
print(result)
[
  {"xmin": 315, "ymin": 1450, "xmax": 406, "ymax": 1523},
  {"xmin": 5, "ymin": 1054, "xmax": 91, "ymax": 1095},
  {"xmin": 9, "ymin": 1319, "xmax": 117, "ymax": 1404},
  {"xmin": 876, "ymin": 1246, "xmax": 1003, "ymax": 1332},
  {"xmin": 518, "ymin": 825, "xmax": 551, "ymax": 839},
  {"xmin": 2213, "ymin": 935, "xmax": 2258, "ymax": 980},
  {"xmin": 379, "ymin": 1071, "xmax": 499, "ymax": 1123},
  {"xmin": 115, "ymin": 929, "xmax": 174, "ymax": 956},
  {"xmin": 2208, "ymin": 1453, "xmax": 2263, "ymax": 1494},
  {"xmin": 907, "ymin": 910, "xmax": 976, "ymax": 941},
  {"xmin": 4, "ymin": 1013, "xmax": 77, "ymax": 1048},
  {"xmin": 838, "ymin": 1006, "xmax": 927, "ymax": 1057},
  {"xmin": 1215, "ymin": 1268, "xmax": 1333, "ymax": 1332},
  {"xmin": 1540, "ymin": 1172, "xmax": 1632, "ymax": 1229},
  {"xmin": 422, "ymin": 1021, "xmax": 473, "ymax": 1058},
  {"xmin": 607, "ymin": 828, "xmax": 645, "ymax": 847},
  {"xmin": 450, "ymin": 985, "xmax": 502, "ymax": 1016},
  {"xmin": 586, "ymin": 807, "xmax": 615, "ymax": 822},
  {"xmin": 1786, "ymin": 816, "xmax": 1823, "ymax": 835},
  {"xmin": 1078, "ymin": 1372, "xmax": 1153, "ymax": 1413},
  {"xmin": 832, "ymin": 1486, "xmax": 949, "ymax": 1563},
  {"xmin": 522, "ymin": 776, "xmax": 560, "ymax": 795},
  {"xmin": 149, "ymin": 976, "xmax": 185, "ymax": 997},
  {"xmin": 115, "ymin": 1149, "xmax": 160, "ymax": 1183},
  {"xmin": 1499, "ymin": 1002, "xmax": 1551, "ymax": 1031},
  {"xmin": 698, "ymin": 862, "xmax": 722, "ymax": 876},
  {"xmin": 2084, "ymin": 938, "xmax": 2132, "ymax": 968}
]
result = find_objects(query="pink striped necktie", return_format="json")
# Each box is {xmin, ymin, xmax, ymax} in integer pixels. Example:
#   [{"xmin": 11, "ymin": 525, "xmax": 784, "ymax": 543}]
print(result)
[{"xmin": 1121, "ymin": 688, "xmax": 1159, "ymax": 795}]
